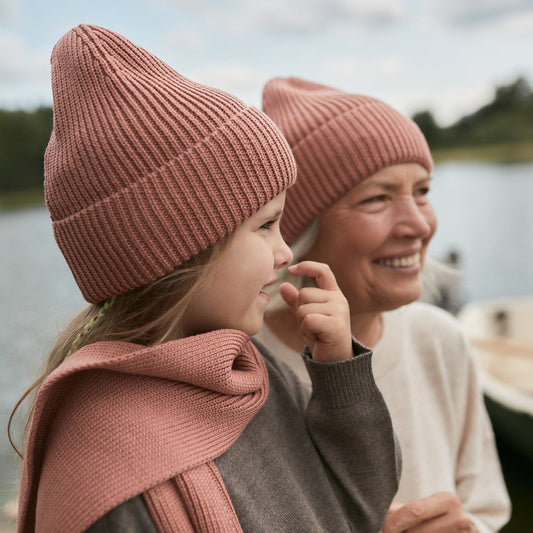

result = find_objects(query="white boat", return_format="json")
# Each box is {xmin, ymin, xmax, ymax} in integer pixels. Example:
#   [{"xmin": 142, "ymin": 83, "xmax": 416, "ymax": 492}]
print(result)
[{"xmin": 458, "ymin": 296, "xmax": 533, "ymax": 464}]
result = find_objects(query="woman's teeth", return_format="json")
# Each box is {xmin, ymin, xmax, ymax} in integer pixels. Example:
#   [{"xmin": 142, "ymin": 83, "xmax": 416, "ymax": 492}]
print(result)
[{"xmin": 376, "ymin": 253, "xmax": 420, "ymax": 268}]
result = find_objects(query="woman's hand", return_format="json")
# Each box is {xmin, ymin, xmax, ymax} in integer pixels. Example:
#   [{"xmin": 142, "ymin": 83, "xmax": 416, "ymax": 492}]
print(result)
[
  {"xmin": 279, "ymin": 261, "xmax": 352, "ymax": 362},
  {"xmin": 382, "ymin": 492, "xmax": 477, "ymax": 532}
]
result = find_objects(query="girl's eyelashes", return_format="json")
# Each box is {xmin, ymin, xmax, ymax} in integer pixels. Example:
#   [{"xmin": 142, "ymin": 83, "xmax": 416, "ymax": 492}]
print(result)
[{"xmin": 256, "ymin": 208, "xmax": 283, "ymax": 231}]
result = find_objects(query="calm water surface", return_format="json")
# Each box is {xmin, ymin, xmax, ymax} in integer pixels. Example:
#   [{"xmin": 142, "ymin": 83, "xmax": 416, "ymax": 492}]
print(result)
[
  {"xmin": 1, "ymin": 161, "xmax": 532, "ymax": 510},
  {"xmin": 430, "ymin": 161, "xmax": 533, "ymax": 301}
]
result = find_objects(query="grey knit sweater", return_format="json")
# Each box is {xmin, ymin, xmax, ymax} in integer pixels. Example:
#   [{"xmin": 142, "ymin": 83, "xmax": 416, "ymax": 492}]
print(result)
[{"xmin": 88, "ymin": 339, "xmax": 400, "ymax": 532}]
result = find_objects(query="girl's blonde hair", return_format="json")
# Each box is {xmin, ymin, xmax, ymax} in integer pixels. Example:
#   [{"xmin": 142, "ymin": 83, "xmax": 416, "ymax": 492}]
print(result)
[
  {"xmin": 9, "ymin": 236, "xmax": 230, "ymax": 458},
  {"xmin": 267, "ymin": 219, "xmax": 320, "ymax": 312}
]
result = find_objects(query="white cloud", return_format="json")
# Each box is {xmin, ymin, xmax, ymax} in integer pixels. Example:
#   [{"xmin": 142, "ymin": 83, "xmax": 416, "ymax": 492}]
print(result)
[
  {"xmin": 245, "ymin": 1, "xmax": 323, "ymax": 34},
  {"xmin": 163, "ymin": 26, "xmax": 206, "ymax": 50},
  {"xmin": 160, "ymin": 0, "xmax": 405, "ymax": 35},
  {"xmin": 0, "ymin": 31, "xmax": 49, "ymax": 83},
  {"xmin": 422, "ymin": 0, "xmax": 533, "ymax": 28},
  {"xmin": 0, "ymin": 0, "xmax": 18, "ymax": 23},
  {"xmin": 470, "ymin": 6, "xmax": 533, "ymax": 34},
  {"xmin": 244, "ymin": 0, "xmax": 405, "ymax": 33},
  {"xmin": 329, "ymin": 0, "xmax": 404, "ymax": 22},
  {"xmin": 497, "ymin": 9, "xmax": 533, "ymax": 33},
  {"xmin": 187, "ymin": 62, "xmax": 267, "ymax": 104},
  {"xmin": 161, "ymin": 0, "xmax": 533, "ymax": 35},
  {"xmin": 1, "ymin": 0, "xmax": 531, "ymax": 117},
  {"xmin": 383, "ymin": 83, "xmax": 496, "ymax": 126},
  {"xmin": 156, "ymin": 0, "xmax": 212, "ymax": 7},
  {"xmin": 0, "ymin": 30, "xmax": 51, "ymax": 108},
  {"xmin": 324, "ymin": 55, "xmax": 406, "ymax": 79}
]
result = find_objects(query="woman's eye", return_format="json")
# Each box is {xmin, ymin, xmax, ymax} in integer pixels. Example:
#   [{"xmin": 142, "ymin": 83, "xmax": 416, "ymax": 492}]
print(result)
[
  {"xmin": 363, "ymin": 195, "xmax": 387, "ymax": 203},
  {"xmin": 415, "ymin": 187, "xmax": 430, "ymax": 196},
  {"xmin": 260, "ymin": 220, "xmax": 275, "ymax": 230}
]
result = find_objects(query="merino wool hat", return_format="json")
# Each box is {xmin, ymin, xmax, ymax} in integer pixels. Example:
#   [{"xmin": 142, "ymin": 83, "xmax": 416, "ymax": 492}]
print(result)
[
  {"xmin": 262, "ymin": 77, "xmax": 433, "ymax": 244},
  {"xmin": 45, "ymin": 25, "xmax": 296, "ymax": 303}
]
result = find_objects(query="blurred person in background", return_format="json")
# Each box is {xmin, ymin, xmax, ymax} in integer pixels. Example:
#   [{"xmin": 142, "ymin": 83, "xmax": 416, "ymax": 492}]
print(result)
[{"xmin": 257, "ymin": 77, "xmax": 511, "ymax": 533}]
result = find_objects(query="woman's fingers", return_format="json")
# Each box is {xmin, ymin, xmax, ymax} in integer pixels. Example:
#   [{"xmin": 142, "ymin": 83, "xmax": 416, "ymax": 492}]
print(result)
[{"xmin": 382, "ymin": 492, "xmax": 475, "ymax": 533}]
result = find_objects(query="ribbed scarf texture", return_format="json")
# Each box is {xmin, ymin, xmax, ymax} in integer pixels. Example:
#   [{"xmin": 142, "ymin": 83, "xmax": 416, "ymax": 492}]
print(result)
[{"xmin": 18, "ymin": 329, "xmax": 268, "ymax": 532}]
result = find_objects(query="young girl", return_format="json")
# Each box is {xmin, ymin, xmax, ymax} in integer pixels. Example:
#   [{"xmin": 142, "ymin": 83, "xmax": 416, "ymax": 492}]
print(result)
[{"xmin": 11, "ymin": 25, "xmax": 399, "ymax": 533}]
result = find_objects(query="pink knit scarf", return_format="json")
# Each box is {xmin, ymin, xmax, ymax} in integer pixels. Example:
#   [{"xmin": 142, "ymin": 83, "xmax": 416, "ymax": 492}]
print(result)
[{"xmin": 17, "ymin": 329, "xmax": 268, "ymax": 532}]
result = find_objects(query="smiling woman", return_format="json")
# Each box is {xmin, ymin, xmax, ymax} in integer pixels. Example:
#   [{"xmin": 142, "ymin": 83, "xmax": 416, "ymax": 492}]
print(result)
[
  {"xmin": 305, "ymin": 163, "xmax": 436, "ymax": 318},
  {"xmin": 257, "ymin": 76, "xmax": 511, "ymax": 533}
]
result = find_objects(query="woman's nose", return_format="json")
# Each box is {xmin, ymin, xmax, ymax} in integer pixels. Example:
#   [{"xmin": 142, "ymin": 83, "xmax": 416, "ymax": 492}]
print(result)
[{"xmin": 393, "ymin": 198, "xmax": 434, "ymax": 239}]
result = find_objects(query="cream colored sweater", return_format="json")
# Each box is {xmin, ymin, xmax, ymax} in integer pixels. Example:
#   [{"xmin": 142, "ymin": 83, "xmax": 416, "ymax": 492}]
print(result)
[{"xmin": 256, "ymin": 302, "xmax": 511, "ymax": 533}]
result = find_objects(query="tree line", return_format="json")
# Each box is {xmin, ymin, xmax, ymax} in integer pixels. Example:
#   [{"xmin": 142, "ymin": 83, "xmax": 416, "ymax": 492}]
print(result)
[
  {"xmin": 412, "ymin": 77, "xmax": 533, "ymax": 149},
  {"xmin": 0, "ymin": 106, "xmax": 52, "ymax": 194},
  {"xmin": 1, "ymin": 77, "xmax": 532, "ymax": 196}
]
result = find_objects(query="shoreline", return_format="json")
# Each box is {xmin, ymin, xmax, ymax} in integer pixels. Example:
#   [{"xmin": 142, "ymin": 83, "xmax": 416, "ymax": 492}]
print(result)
[
  {"xmin": 431, "ymin": 140, "xmax": 533, "ymax": 164},
  {"xmin": 1, "ymin": 143, "xmax": 533, "ymax": 213},
  {"xmin": 0, "ymin": 189, "xmax": 44, "ymax": 213}
]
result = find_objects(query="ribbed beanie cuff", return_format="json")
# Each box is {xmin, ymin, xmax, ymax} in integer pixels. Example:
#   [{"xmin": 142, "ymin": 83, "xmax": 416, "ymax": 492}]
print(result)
[
  {"xmin": 262, "ymin": 77, "xmax": 432, "ymax": 244},
  {"xmin": 45, "ymin": 26, "xmax": 296, "ymax": 302}
]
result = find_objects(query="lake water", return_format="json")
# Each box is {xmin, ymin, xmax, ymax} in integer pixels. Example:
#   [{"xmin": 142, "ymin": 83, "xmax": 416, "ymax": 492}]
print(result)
[
  {"xmin": 1, "ymin": 160, "xmax": 533, "ymax": 514},
  {"xmin": 429, "ymin": 161, "xmax": 533, "ymax": 302}
]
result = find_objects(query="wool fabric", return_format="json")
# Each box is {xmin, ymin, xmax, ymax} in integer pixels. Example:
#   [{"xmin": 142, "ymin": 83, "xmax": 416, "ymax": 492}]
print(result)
[
  {"xmin": 45, "ymin": 25, "xmax": 296, "ymax": 303},
  {"xmin": 17, "ymin": 329, "xmax": 266, "ymax": 532},
  {"xmin": 262, "ymin": 77, "xmax": 433, "ymax": 244}
]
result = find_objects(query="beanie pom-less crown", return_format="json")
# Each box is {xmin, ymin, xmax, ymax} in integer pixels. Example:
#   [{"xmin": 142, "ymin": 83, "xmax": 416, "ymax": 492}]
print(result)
[
  {"xmin": 262, "ymin": 77, "xmax": 433, "ymax": 244},
  {"xmin": 45, "ymin": 25, "xmax": 296, "ymax": 303}
]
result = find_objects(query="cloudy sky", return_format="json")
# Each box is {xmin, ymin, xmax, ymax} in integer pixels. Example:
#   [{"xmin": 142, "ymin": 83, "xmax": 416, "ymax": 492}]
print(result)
[{"xmin": 1, "ymin": 0, "xmax": 532, "ymax": 126}]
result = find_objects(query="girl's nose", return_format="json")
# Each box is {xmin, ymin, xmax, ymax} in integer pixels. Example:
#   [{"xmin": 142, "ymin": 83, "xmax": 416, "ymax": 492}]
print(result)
[{"xmin": 276, "ymin": 235, "xmax": 293, "ymax": 269}]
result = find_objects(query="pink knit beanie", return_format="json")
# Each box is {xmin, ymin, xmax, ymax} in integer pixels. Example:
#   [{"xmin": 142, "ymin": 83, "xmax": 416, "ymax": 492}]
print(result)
[
  {"xmin": 262, "ymin": 77, "xmax": 432, "ymax": 244},
  {"xmin": 45, "ymin": 25, "xmax": 296, "ymax": 303}
]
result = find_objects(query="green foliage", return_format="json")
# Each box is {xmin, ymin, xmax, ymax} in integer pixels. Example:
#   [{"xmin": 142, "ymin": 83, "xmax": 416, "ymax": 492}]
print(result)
[
  {"xmin": 0, "ymin": 106, "xmax": 52, "ymax": 193},
  {"xmin": 412, "ymin": 77, "xmax": 533, "ymax": 156},
  {"xmin": 0, "ymin": 187, "xmax": 44, "ymax": 210},
  {"xmin": 411, "ymin": 110, "xmax": 440, "ymax": 145},
  {"xmin": 1, "ymin": 77, "xmax": 532, "ymax": 204}
]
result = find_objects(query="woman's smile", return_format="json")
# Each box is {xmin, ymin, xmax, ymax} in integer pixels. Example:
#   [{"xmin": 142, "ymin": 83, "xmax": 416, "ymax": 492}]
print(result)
[{"xmin": 373, "ymin": 251, "xmax": 421, "ymax": 270}]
